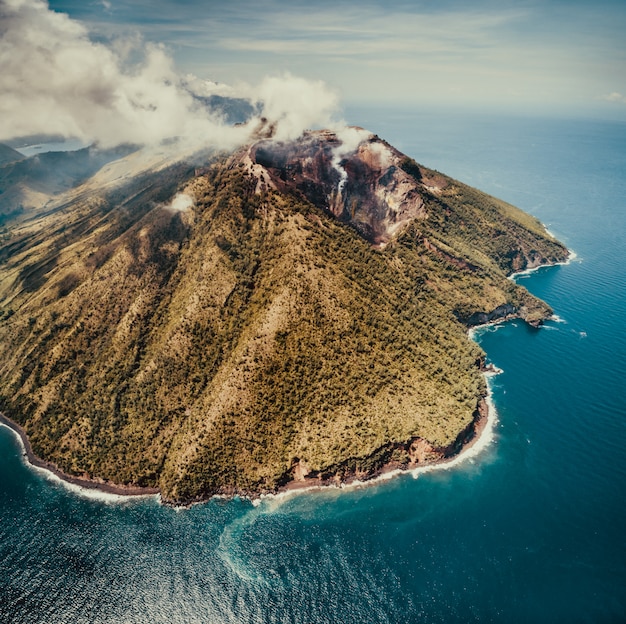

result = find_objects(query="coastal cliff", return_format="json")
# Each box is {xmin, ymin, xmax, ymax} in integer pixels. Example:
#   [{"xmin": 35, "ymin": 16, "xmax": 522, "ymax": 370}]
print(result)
[{"xmin": 0, "ymin": 129, "xmax": 568, "ymax": 504}]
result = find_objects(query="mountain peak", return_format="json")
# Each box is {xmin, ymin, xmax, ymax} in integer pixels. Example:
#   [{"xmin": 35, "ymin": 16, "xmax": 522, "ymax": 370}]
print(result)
[{"xmin": 236, "ymin": 128, "xmax": 431, "ymax": 245}]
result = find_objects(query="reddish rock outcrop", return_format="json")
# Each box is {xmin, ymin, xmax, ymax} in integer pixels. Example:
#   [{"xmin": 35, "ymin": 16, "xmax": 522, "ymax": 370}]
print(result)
[{"xmin": 236, "ymin": 128, "xmax": 429, "ymax": 245}]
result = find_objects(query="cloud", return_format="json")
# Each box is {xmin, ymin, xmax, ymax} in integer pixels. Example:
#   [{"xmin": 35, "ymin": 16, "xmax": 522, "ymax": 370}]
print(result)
[
  {"xmin": 333, "ymin": 126, "xmax": 371, "ymax": 158},
  {"xmin": 165, "ymin": 192, "xmax": 194, "ymax": 213},
  {"xmin": 603, "ymin": 92, "xmax": 626, "ymax": 104},
  {"xmin": 246, "ymin": 75, "xmax": 339, "ymax": 142},
  {"xmin": 0, "ymin": 0, "xmax": 341, "ymax": 150}
]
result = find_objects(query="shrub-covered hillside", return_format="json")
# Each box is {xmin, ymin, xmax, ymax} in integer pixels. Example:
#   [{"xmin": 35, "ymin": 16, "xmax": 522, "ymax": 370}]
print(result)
[{"xmin": 0, "ymin": 133, "xmax": 568, "ymax": 503}]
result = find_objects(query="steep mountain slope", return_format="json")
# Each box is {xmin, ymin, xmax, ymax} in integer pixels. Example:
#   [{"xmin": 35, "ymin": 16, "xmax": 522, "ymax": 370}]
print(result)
[{"xmin": 0, "ymin": 129, "xmax": 568, "ymax": 503}]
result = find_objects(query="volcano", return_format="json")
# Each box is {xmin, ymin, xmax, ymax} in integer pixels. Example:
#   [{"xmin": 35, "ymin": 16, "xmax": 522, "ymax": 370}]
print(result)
[{"xmin": 0, "ymin": 128, "xmax": 567, "ymax": 503}]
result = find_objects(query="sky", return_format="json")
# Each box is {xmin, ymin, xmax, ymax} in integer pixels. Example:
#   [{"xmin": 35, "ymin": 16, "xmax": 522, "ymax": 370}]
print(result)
[
  {"xmin": 44, "ymin": 0, "xmax": 626, "ymax": 119},
  {"xmin": 1, "ymin": 0, "xmax": 625, "ymax": 148}
]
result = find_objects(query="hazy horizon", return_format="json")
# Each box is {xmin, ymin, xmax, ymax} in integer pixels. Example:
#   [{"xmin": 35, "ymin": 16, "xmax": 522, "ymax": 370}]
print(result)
[
  {"xmin": 41, "ymin": 0, "xmax": 626, "ymax": 121},
  {"xmin": 1, "ymin": 0, "xmax": 625, "ymax": 152}
]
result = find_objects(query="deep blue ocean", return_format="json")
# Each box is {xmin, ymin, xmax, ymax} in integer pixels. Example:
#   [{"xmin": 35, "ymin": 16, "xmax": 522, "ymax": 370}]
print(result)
[{"xmin": 1, "ymin": 109, "xmax": 625, "ymax": 623}]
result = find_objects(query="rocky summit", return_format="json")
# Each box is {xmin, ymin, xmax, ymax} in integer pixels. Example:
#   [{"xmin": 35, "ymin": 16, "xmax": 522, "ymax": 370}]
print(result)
[{"xmin": 0, "ymin": 129, "xmax": 567, "ymax": 503}]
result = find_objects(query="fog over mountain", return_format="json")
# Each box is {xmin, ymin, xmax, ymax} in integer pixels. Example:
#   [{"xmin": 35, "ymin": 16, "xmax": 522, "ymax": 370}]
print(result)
[{"xmin": 0, "ymin": 0, "xmax": 341, "ymax": 151}]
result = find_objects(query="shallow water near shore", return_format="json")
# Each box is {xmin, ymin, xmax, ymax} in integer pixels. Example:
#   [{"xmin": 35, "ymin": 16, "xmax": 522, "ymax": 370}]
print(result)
[{"xmin": 2, "ymin": 110, "xmax": 626, "ymax": 623}]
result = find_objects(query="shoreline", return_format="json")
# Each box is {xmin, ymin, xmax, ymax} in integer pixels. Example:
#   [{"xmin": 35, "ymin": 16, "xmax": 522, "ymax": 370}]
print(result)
[
  {"xmin": 508, "ymin": 248, "xmax": 577, "ymax": 280},
  {"xmin": 0, "ymin": 252, "xmax": 568, "ymax": 506},
  {"xmin": 0, "ymin": 412, "xmax": 159, "ymax": 501},
  {"xmin": 258, "ymin": 372, "xmax": 499, "ymax": 505},
  {"xmin": 289, "ymin": 249, "xmax": 575, "ymax": 501},
  {"xmin": 0, "ymin": 382, "xmax": 498, "ymax": 506}
]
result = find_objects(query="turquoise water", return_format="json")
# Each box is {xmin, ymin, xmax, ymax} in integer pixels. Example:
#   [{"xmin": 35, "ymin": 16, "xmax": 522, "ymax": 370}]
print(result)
[{"xmin": 2, "ymin": 111, "xmax": 626, "ymax": 623}]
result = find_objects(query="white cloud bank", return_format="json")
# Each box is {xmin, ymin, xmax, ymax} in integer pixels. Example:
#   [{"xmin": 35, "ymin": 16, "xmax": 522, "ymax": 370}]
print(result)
[
  {"xmin": 0, "ymin": 0, "xmax": 340, "ymax": 150},
  {"xmin": 603, "ymin": 92, "xmax": 626, "ymax": 105}
]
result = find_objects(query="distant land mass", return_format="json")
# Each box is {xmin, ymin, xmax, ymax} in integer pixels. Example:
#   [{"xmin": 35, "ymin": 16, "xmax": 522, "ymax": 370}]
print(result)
[
  {"xmin": 0, "ymin": 144, "xmax": 24, "ymax": 167},
  {"xmin": 0, "ymin": 129, "xmax": 568, "ymax": 504}
]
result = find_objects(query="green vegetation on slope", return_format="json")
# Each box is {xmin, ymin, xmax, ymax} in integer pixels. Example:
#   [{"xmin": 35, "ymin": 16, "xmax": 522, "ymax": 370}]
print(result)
[{"xmin": 0, "ymin": 152, "xmax": 567, "ymax": 502}]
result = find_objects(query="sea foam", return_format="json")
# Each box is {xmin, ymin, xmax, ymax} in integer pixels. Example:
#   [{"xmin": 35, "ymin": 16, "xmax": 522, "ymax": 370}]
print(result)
[{"xmin": 509, "ymin": 249, "xmax": 578, "ymax": 281}]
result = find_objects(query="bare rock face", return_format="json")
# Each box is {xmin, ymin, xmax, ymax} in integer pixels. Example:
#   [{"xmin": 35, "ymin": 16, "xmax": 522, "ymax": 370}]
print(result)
[{"xmin": 238, "ymin": 128, "xmax": 430, "ymax": 245}]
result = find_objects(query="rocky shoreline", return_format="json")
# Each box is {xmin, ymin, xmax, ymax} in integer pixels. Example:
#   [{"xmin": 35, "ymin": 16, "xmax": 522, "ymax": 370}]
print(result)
[
  {"xmin": 1, "ymin": 250, "xmax": 571, "ymax": 506},
  {"xmin": 0, "ymin": 391, "xmax": 492, "ymax": 506},
  {"xmin": 276, "ymin": 395, "xmax": 491, "ymax": 497},
  {"xmin": 1, "ymin": 271, "xmax": 564, "ymax": 506},
  {"xmin": 0, "ymin": 412, "xmax": 159, "ymax": 498}
]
